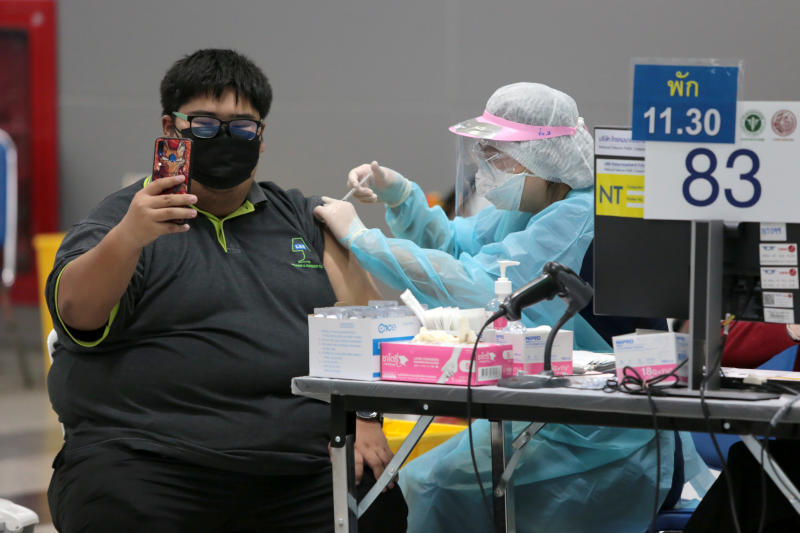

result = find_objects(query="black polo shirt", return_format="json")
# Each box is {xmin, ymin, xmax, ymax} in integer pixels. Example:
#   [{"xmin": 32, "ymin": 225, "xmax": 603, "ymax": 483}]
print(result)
[{"xmin": 46, "ymin": 179, "xmax": 337, "ymax": 474}]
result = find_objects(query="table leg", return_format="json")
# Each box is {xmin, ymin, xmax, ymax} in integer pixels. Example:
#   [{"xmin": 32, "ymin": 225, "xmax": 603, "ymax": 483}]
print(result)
[
  {"xmin": 491, "ymin": 420, "xmax": 516, "ymax": 533},
  {"xmin": 495, "ymin": 422, "xmax": 546, "ymax": 497},
  {"xmin": 357, "ymin": 415, "xmax": 434, "ymax": 518},
  {"xmin": 330, "ymin": 396, "xmax": 358, "ymax": 532},
  {"xmin": 740, "ymin": 434, "xmax": 800, "ymax": 516}
]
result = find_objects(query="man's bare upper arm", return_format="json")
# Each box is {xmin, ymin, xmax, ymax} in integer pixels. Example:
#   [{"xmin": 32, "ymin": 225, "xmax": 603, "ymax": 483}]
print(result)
[{"xmin": 322, "ymin": 229, "xmax": 382, "ymax": 305}]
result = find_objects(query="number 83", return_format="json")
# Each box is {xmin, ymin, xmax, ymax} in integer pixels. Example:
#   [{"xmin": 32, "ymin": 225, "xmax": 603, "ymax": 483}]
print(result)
[{"xmin": 682, "ymin": 148, "xmax": 761, "ymax": 208}]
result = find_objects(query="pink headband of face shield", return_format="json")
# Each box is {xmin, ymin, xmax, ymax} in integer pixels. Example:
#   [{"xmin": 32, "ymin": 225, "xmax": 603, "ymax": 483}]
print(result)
[{"xmin": 449, "ymin": 111, "xmax": 585, "ymax": 142}]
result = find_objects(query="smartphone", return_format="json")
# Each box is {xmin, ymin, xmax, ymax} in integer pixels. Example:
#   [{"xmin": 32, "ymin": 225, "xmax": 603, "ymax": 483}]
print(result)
[
  {"xmin": 152, "ymin": 137, "xmax": 192, "ymax": 194},
  {"xmin": 153, "ymin": 137, "xmax": 192, "ymax": 224}
]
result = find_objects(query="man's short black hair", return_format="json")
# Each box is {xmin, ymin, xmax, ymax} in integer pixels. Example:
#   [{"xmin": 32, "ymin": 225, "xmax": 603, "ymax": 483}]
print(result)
[{"xmin": 160, "ymin": 49, "xmax": 272, "ymax": 119}]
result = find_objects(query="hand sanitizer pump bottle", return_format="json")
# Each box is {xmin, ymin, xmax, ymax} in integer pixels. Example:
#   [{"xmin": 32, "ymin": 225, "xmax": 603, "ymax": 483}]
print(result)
[{"xmin": 484, "ymin": 260, "xmax": 520, "ymax": 343}]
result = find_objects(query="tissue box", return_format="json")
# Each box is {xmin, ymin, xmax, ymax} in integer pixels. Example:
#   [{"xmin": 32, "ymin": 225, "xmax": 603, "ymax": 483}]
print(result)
[
  {"xmin": 308, "ymin": 316, "xmax": 420, "ymax": 380},
  {"xmin": 495, "ymin": 327, "xmax": 573, "ymax": 376},
  {"xmin": 612, "ymin": 332, "xmax": 689, "ymax": 383},
  {"xmin": 380, "ymin": 342, "xmax": 514, "ymax": 386}
]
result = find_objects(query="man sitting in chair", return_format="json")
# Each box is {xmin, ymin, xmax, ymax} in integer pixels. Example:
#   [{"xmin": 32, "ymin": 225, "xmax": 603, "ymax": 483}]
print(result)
[{"xmin": 44, "ymin": 48, "xmax": 407, "ymax": 533}]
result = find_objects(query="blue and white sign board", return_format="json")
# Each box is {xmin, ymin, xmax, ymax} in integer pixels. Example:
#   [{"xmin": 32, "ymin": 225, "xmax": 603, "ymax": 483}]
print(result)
[
  {"xmin": 632, "ymin": 63, "xmax": 739, "ymax": 143},
  {"xmin": 0, "ymin": 137, "xmax": 7, "ymax": 243},
  {"xmin": 0, "ymin": 128, "xmax": 18, "ymax": 287},
  {"xmin": 644, "ymin": 101, "xmax": 800, "ymax": 223}
]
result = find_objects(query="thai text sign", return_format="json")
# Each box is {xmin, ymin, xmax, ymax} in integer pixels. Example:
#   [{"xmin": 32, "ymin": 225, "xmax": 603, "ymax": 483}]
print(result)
[
  {"xmin": 594, "ymin": 127, "xmax": 646, "ymax": 219},
  {"xmin": 644, "ymin": 101, "xmax": 800, "ymax": 222},
  {"xmin": 632, "ymin": 64, "xmax": 739, "ymax": 143}
]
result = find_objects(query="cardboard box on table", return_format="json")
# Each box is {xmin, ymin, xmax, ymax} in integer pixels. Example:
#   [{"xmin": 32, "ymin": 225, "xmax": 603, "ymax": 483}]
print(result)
[{"xmin": 308, "ymin": 316, "xmax": 420, "ymax": 380}]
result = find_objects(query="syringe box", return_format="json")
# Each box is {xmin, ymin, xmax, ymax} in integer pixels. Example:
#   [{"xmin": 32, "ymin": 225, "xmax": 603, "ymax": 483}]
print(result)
[
  {"xmin": 495, "ymin": 327, "xmax": 573, "ymax": 376},
  {"xmin": 380, "ymin": 342, "xmax": 514, "ymax": 386},
  {"xmin": 612, "ymin": 332, "xmax": 689, "ymax": 384},
  {"xmin": 308, "ymin": 316, "xmax": 420, "ymax": 381}
]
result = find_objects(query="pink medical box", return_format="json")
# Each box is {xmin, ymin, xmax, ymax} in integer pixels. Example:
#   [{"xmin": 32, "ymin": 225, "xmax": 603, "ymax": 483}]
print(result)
[{"xmin": 380, "ymin": 342, "xmax": 514, "ymax": 386}]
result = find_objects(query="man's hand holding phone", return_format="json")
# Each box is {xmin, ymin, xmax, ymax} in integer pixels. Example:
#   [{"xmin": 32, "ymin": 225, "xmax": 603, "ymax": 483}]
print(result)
[{"xmin": 117, "ymin": 175, "xmax": 198, "ymax": 250}]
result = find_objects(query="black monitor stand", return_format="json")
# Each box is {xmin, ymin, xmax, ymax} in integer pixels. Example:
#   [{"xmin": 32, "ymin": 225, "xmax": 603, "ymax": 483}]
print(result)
[{"xmin": 665, "ymin": 221, "xmax": 777, "ymax": 401}]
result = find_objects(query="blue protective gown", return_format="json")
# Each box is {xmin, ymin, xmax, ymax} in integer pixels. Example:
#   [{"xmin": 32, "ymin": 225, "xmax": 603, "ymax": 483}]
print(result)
[
  {"xmin": 350, "ymin": 181, "xmax": 608, "ymax": 351},
  {"xmin": 348, "ymin": 179, "xmax": 712, "ymax": 533}
]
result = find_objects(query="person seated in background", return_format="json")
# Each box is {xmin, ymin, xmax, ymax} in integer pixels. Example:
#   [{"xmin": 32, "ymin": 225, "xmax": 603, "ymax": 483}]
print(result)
[
  {"xmin": 672, "ymin": 318, "xmax": 800, "ymax": 369},
  {"xmin": 45, "ymin": 48, "xmax": 406, "ymax": 533},
  {"xmin": 314, "ymin": 82, "xmax": 709, "ymax": 533},
  {"xmin": 684, "ymin": 440, "xmax": 800, "ymax": 533}
]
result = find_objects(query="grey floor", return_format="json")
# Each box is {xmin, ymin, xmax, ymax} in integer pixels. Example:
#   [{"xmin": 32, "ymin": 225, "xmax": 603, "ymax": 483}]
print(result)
[{"xmin": 1, "ymin": 304, "xmax": 59, "ymax": 533}]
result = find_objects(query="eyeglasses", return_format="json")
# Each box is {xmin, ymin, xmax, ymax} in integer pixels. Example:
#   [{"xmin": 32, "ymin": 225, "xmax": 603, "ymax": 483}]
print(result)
[
  {"xmin": 471, "ymin": 142, "xmax": 503, "ymax": 161},
  {"xmin": 173, "ymin": 112, "xmax": 263, "ymax": 141},
  {"xmin": 470, "ymin": 142, "xmax": 519, "ymax": 173}
]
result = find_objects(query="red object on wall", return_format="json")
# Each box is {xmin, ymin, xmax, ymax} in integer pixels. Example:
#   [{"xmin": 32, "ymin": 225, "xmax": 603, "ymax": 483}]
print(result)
[{"xmin": 0, "ymin": 0, "xmax": 58, "ymax": 304}]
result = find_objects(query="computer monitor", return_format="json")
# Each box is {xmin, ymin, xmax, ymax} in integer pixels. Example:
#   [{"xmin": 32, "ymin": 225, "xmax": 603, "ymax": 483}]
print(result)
[
  {"xmin": 593, "ymin": 216, "xmax": 691, "ymax": 320},
  {"xmin": 594, "ymin": 215, "xmax": 800, "ymax": 394},
  {"xmin": 593, "ymin": 217, "xmax": 798, "ymax": 323}
]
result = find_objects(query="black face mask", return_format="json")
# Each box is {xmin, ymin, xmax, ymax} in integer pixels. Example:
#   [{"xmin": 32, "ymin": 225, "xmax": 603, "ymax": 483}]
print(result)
[{"xmin": 177, "ymin": 128, "xmax": 261, "ymax": 190}]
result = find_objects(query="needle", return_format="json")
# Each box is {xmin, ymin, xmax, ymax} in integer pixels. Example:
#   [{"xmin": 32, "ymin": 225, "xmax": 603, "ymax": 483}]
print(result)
[{"xmin": 341, "ymin": 173, "xmax": 372, "ymax": 202}]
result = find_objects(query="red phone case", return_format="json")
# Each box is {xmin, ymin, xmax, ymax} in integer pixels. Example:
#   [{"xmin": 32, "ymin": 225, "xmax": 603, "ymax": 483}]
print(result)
[{"xmin": 153, "ymin": 137, "xmax": 192, "ymax": 194}]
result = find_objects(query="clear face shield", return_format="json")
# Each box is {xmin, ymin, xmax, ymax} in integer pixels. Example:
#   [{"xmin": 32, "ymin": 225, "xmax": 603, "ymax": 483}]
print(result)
[
  {"xmin": 454, "ymin": 136, "xmax": 526, "ymax": 216},
  {"xmin": 450, "ymin": 108, "xmax": 585, "ymax": 216}
]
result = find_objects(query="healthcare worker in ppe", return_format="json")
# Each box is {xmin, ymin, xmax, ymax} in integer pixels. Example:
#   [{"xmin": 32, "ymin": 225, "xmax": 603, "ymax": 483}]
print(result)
[{"xmin": 314, "ymin": 82, "xmax": 711, "ymax": 532}]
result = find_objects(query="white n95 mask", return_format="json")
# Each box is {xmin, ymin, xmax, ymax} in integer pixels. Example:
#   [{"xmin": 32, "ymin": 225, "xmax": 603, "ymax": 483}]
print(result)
[
  {"xmin": 474, "ymin": 168, "xmax": 497, "ymax": 197},
  {"xmin": 484, "ymin": 171, "xmax": 527, "ymax": 211}
]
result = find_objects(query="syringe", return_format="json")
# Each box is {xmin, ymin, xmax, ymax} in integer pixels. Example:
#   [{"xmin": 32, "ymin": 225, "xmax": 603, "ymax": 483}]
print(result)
[{"xmin": 341, "ymin": 173, "xmax": 372, "ymax": 202}]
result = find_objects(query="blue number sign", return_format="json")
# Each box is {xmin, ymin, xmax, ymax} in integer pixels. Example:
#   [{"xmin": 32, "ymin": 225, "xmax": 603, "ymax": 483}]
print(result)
[{"xmin": 632, "ymin": 64, "xmax": 739, "ymax": 143}]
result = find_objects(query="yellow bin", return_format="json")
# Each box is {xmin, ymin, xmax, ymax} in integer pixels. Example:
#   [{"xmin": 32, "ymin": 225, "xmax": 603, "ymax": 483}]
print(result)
[
  {"xmin": 382, "ymin": 418, "xmax": 466, "ymax": 467},
  {"xmin": 33, "ymin": 232, "xmax": 65, "ymax": 372}
]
